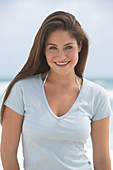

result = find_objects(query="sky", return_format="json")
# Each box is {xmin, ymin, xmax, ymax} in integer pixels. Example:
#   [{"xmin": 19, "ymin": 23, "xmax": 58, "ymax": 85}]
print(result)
[{"xmin": 0, "ymin": 0, "xmax": 113, "ymax": 79}]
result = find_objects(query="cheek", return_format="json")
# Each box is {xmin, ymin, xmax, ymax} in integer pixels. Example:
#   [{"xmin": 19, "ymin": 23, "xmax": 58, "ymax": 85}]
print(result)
[
  {"xmin": 46, "ymin": 54, "xmax": 54, "ymax": 61},
  {"xmin": 69, "ymin": 51, "xmax": 78, "ymax": 60},
  {"xmin": 45, "ymin": 52, "xmax": 55, "ymax": 64}
]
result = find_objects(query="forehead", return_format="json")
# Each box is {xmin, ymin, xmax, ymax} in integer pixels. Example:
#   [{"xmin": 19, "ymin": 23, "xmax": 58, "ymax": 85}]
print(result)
[{"xmin": 45, "ymin": 30, "xmax": 76, "ymax": 44}]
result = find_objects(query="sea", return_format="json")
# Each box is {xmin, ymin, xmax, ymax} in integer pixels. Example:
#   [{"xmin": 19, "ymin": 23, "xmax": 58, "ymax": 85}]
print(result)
[{"xmin": 0, "ymin": 77, "xmax": 113, "ymax": 169}]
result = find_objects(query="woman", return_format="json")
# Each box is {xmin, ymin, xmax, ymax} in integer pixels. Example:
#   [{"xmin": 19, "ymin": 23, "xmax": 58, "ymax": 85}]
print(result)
[{"xmin": 0, "ymin": 11, "xmax": 112, "ymax": 170}]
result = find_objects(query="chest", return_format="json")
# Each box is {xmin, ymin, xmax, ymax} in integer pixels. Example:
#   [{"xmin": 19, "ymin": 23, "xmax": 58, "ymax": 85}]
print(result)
[
  {"xmin": 23, "ymin": 98, "xmax": 91, "ymax": 142},
  {"xmin": 44, "ymin": 84, "xmax": 79, "ymax": 117},
  {"xmin": 22, "ymin": 80, "xmax": 92, "ymax": 142}
]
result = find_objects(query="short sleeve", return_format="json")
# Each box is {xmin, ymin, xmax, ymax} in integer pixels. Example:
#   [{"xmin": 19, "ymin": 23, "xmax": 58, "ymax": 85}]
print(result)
[
  {"xmin": 92, "ymin": 87, "xmax": 113, "ymax": 121},
  {"xmin": 4, "ymin": 81, "xmax": 25, "ymax": 116}
]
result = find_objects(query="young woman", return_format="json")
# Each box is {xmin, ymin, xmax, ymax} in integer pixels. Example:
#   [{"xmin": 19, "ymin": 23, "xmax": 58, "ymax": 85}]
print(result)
[{"xmin": 0, "ymin": 11, "xmax": 112, "ymax": 170}]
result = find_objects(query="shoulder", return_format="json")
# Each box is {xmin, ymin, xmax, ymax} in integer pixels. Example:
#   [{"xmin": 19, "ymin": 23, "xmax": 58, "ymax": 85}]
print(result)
[
  {"xmin": 20, "ymin": 74, "xmax": 40, "ymax": 84},
  {"xmin": 82, "ymin": 78, "xmax": 110, "ymax": 105},
  {"xmin": 83, "ymin": 78, "xmax": 106, "ymax": 96},
  {"xmin": 15, "ymin": 74, "xmax": 40, "ymax": 86},
  {"xmin": 11, "ymin": 74, "xmax": 41, "ymax": 93}
]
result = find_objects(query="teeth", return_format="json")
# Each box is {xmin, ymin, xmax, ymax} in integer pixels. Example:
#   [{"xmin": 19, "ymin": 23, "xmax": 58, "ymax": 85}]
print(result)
[{"xmin": 56, "ymin": 61, "xmax": 69, "ymax": 65}]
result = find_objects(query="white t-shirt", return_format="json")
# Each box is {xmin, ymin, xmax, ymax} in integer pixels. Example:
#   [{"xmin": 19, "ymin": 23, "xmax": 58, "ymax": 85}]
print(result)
[{"xmin": 4, "ymin": 73, "xmax": 113, "ymax": 170}]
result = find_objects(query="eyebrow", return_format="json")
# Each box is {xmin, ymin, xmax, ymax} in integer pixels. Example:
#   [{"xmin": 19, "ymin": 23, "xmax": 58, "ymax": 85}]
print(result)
[{"xmin": 46, "ymin": 42, "xmax": 75, "ymax": 46}]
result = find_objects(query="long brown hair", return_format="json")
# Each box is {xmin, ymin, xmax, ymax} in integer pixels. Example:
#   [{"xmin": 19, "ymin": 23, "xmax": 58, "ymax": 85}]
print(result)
[{"xmin": 0, "ymin": 11, "xmax": 89, "ymax": 124}]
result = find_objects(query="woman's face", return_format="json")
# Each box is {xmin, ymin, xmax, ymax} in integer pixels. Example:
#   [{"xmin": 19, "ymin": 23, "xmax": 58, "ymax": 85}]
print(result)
[{"xmin": 45, "ymin": 29, "xmax": 82, "ymax": 75}]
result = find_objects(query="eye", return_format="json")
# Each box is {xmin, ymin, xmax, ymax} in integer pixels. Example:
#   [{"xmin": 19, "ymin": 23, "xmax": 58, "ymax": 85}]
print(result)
[
  {"xmin": 65, "ymin": 46, "xmax": 72, "ymax": 49},
  {"xmin": 49, "ymin": 46, "xmax": 57, "ymax": 50}
]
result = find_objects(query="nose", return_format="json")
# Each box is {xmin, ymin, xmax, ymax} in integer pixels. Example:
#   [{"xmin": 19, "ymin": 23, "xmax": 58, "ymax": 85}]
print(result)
[{"xmin": 58, "ymin": 50, "xmax": 66, "ymax": 60}]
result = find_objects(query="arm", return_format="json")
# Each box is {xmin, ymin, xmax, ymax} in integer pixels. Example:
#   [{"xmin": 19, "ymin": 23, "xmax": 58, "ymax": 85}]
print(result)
[
  {"xmin": 1, "ymin": 106, "xmax": 24, "ymax": 170},
  {"xmin": 91, "ymin": 117, "xmax": 111, "ymax": 170}
]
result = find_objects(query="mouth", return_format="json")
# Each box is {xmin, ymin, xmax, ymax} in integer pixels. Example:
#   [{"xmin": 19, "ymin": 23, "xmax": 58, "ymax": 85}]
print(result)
[{"xmin": 54, "ymin": 61, "xmax": 70, "ymax": 67}]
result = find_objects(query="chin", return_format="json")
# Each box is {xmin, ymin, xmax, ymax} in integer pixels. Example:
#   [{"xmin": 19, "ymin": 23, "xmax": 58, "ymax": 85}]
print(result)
[{"xmin": 53, "ymin": 69, "xmax": 74, "ymax": 76}]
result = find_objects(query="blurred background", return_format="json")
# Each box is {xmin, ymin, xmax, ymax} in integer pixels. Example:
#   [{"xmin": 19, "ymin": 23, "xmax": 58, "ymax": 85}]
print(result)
[{"xmin": 0, "ymin": 0, "xmax": 113, "ymax": 169}]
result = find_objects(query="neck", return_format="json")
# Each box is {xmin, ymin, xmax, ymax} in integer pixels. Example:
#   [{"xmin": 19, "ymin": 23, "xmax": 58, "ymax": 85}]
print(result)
[{"xmin": 47, "ymin": 69, "xmax": 78, "ymax": 87}]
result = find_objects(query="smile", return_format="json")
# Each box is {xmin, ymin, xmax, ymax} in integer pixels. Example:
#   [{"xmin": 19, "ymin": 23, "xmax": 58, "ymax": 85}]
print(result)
[{"xmin": 55, "ymin": 61, "xmax": 70, "ymax": 66}]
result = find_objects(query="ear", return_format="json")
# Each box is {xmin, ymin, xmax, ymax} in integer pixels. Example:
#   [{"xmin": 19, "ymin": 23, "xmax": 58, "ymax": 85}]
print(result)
[{"xmin": 78, "ymin": 40, "xmax": 83, "ymax": 52}]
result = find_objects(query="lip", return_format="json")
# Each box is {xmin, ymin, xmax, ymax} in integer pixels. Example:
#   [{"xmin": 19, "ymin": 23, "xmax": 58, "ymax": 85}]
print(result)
[
  {"xmin": 54, "ymin": 61, "xmax": 70, "ymax": 67},
  {"xmin": 55, "ymin": 61, "xmax": 70, "ymax": 63}
]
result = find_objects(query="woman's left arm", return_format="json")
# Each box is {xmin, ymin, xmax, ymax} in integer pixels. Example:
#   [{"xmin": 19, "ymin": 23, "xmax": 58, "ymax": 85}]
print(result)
[{"xmin": 91, "ymin": 116, "xmax": 111, "ymax": 170}]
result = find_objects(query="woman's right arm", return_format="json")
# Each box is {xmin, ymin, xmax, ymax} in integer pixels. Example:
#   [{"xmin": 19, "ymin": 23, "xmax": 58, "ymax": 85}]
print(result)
[{"xmin": 1, "ymin": 106, "xmax": 24, "ymax": 170}]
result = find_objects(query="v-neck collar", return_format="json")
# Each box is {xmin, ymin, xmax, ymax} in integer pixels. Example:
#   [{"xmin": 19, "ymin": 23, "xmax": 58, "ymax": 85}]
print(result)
[{"xmin": 39, "ymin": 73, "xmax": 85, "ymax": 120}]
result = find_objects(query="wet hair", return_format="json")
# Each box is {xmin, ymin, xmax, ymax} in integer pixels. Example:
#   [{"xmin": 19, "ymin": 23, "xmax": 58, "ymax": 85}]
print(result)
[{"xmin": 0, "ymin": 10, "xmax": 89, "ymax": 124}]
